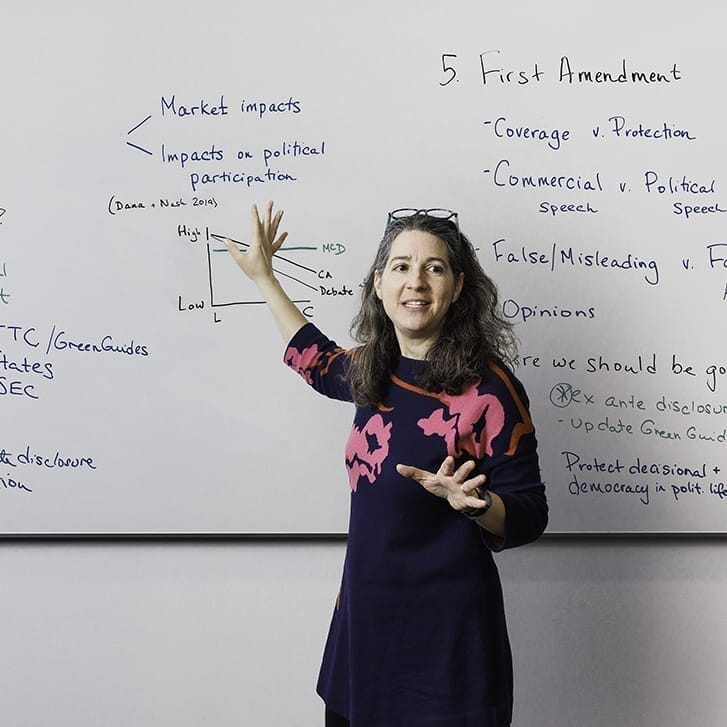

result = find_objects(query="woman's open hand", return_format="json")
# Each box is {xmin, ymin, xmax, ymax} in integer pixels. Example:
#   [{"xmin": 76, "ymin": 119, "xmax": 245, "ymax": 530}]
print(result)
[
  {"xmin": 396, "ymin": 456, "xmax": 489, "ymax": 513},
  {"xmin": 225, "ymin": 201, "xmax": 288, "ymax": 285}
]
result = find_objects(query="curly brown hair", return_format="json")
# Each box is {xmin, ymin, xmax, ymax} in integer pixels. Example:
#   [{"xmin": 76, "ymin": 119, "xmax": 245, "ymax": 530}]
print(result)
[{"xmin": 347, "ymin": 212, "xmax": 518, "ymax": 407}]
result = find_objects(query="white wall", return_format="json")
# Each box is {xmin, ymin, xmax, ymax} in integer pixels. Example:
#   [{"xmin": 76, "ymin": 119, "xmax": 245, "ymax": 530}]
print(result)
[
  {"xmin": 0, "ymin": 540, "xmax": 724, "ymax": 726},
  {"xmin": 500, "ymin": 539, "xmax": 726, "ymax": 726}
]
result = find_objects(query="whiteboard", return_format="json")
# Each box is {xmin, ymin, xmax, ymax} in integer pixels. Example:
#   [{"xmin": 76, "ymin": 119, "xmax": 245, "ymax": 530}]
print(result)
[{"xmin": 1, "ymin": 0, "xmax": 725, "ymax": 534}]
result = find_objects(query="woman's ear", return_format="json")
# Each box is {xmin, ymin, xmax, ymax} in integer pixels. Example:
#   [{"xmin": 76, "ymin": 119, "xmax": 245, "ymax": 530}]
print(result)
[
  {"xmin": 373, "ymin": 270, "xmax": 383, "ymax": 300},
  {"xmin": 453, "ymin": 272, "xmax": 464, "ymax": 302}
]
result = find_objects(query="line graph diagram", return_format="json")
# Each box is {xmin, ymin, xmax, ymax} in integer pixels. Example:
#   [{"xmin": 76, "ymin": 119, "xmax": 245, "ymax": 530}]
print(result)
[{"xmin": 206, "ymin": 232, "xmax": 319, "ymax": 308}]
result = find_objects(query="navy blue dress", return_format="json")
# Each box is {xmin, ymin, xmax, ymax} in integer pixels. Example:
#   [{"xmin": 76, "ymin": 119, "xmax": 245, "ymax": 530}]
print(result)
[{"xmin": 285, "ymin": 324, "xmax": 547, "ymax": 727}]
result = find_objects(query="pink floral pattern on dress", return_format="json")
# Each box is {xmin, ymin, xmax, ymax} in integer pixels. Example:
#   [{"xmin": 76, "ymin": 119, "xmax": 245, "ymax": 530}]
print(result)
[
  {"xmin": 284, "ymin": 344, "xmax": 321, "ymax": 385},
  {"xmin": 345, "ymin": 414, "xmax": 393, "ymax": 492},
  {"xmin": 417, "ymin": 388, "xmax": 505, "ymax": 460}
]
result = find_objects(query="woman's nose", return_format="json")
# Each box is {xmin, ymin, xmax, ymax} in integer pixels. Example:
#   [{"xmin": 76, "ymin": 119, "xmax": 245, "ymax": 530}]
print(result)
[{"xmin": 405, "ymin": 268, "xmax": 427, "ymax": 289}]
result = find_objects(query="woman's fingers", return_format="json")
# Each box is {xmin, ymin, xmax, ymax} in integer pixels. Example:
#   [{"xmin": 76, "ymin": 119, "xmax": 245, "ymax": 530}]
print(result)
[
  {"xmin": 439, "ymin": 456, "xmax": 455, "ymax": 477},
  {"xmin": 272, "ymin": 231, "xmax": 288, "ymax": 252},
  {"xmin": 224, "ymin": 238, "xmax": 243, "ymax": 263},
  {"xmin": 397, "ymin": 458, "xmax": 488, "ymax": 511},
  {"xmin": 396, "ymin": 463, "xmax": 427, "ymax": 482},
  {"xmin": 261, "ymin": 201, "xmax": 272, "ymax": 235},
  {"xmin": 252, "ymin": 201, "xmax": 285, "ymax": 248},
  {"xmin": 452, "ymin": 459, "xmax": 476, "ymax": 480},
  {"xmin": 460, "ymin": 472, "xmax": 486, "ymax": 493},
  {"xmin": 261, "ymin": 201, "xmax": 279, "ymax": 237},
  {"xmin": 270, "ymin": 208, "xmax": 284, "ymax": 241}
]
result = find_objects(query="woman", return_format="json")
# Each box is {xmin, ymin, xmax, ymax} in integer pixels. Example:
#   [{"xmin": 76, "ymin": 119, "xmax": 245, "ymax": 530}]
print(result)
[{"xmin": 226, "ymin": 202, "xmax": 548, "ymax": 727}]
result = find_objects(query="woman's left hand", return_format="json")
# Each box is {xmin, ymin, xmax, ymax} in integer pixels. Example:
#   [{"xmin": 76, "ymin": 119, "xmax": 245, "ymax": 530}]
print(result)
[{"xmin": 396, "ymin": 456, "xmax": 489, "ymax": 513}]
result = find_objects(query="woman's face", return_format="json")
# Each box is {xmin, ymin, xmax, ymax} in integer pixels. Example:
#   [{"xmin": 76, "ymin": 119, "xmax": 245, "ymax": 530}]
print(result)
[{"xmin": 373, "ymin": 229, "xmax": 463, "ymax": 359}]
